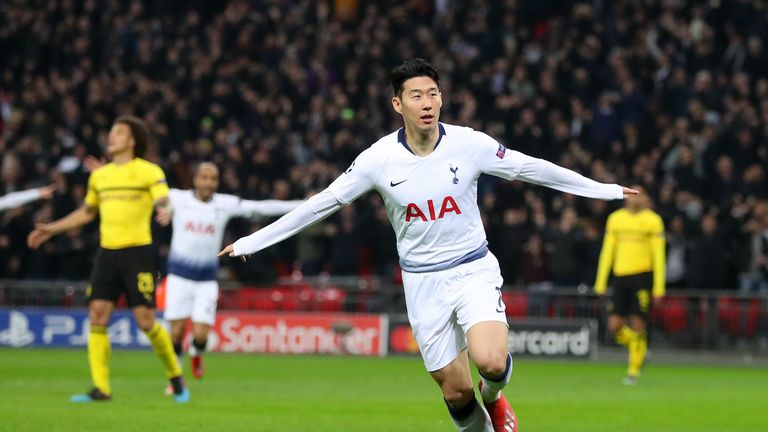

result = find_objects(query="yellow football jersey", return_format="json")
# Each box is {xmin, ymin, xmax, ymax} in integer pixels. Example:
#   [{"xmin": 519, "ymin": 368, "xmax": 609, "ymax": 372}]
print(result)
[
  {"xmin": 84, "ymin": 158, "xmax": 169, "ymax": 249},
  {"xmin": 595, "ymin": 208, "xmax": 666, "ymax": 297}
]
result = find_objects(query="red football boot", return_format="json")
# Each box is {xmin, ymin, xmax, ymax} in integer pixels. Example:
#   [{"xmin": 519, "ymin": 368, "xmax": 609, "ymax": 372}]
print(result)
[
  {"xmin": 479, "ymin": 381, "xmax": 518, "ymax": 432},
  {"xmin": 190, "ymin": 354, "xmax": 205, "ymax": 380}
]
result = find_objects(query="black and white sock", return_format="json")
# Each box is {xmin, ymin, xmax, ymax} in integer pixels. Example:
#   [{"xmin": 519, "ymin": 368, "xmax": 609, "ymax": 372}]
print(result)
[
  {"xmin": 189, "ymin": 338, "xmax": 206, "ymax": 357},
  {"xmin": 445, "ymin": 397, "xmax": 493, "ymax": 432}
]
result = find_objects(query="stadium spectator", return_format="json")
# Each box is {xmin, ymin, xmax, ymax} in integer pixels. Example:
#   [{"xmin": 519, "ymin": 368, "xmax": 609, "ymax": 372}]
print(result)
[
  {"xmin": 493, "ymin": 207, "xmax": 530, "ymax": 283},
  {"xmin": 665, "ymin": 214, "xmax": 688, "ymax": 289},
  {"xmin": 327, "ymin": 206, "xmax": 363, "ymax": 276},
  {"xmin": 738, "ymin": 199, "xmax": 768, "ymax": 292},
  {"xmin": 686, "ymin": 213, "xmax": 728, "ymax": 289},
  {"xmin": 519, "ymin": 234, "xmax": 551, "ymax": 285},
  {"xmin": 547, "ymin": 207, "xmax": 583, "ymax": 286}
]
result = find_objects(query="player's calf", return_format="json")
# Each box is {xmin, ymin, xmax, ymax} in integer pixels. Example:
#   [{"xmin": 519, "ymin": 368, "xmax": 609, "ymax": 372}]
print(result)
[{"xmin": 173, "ymin": 342, "xmax": 184, "ymax": 369}]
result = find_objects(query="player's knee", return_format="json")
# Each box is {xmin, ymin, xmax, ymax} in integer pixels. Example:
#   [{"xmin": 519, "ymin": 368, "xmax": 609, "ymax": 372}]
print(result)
[
  {"xmin": 629, "ymin": 317, "xmax": 647, "ymax": 332},
  {"xmin": 193, "ymin": 330, "xmax": 209, "ymax": 342},
  {"xmin": 135, "ymin": 316, "xmax": 155, "ymax": 332},
  {"xmin": 607, "ymin": 320, "xmax": 623, "ymax": 334},
  {"xmin": 88, "ymin": 307, "xmax": 110, "ymax": 326},
  {"xmin": 474, "ymin": 351, "xmax": 509, "ymax": 378}
]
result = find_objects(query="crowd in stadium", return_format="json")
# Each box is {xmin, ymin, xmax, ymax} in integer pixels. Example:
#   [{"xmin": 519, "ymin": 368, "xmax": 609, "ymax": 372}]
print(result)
[{"xmin": 1, "ymin": 0, "xmax": 767, "ymax": 291}]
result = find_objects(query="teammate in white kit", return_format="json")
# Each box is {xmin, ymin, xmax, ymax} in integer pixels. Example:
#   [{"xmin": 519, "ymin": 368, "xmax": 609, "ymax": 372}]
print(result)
[
  {"xmin": 219, "ymin": 59, "xmax": 637, "ymax": 432},
  {"xmin": 160, "ymin": 162, "xmax": 301, "ymax": 380},
  {"xmin": 0, "ymin": 186, "xmax": 54, "ymax": 212}
]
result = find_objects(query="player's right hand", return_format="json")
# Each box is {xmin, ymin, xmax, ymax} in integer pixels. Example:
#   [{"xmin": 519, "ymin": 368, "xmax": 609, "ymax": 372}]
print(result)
[
  {"xmin": 27, "ymin": 224, "xmax": 54, "ymax": 249},
  {"xmin": 218, "ymin": 244, "xmax": 249, "ymax": 262},
  {"xmin": 83, "ymin": 156, "xmax": 107, "ymax": 172}
]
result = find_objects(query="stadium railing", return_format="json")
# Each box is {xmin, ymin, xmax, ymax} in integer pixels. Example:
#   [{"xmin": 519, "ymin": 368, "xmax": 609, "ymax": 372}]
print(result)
[{"xmin": 1, "ymin": 277, "xmax": 767, "ymax": 354}]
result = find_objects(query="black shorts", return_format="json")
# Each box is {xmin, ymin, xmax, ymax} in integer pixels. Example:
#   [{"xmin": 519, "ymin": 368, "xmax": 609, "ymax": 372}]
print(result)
[
  {"xmin": 608, "ymin": 272, "xmax": 652, "ymax": 317},
  {"xmin": 88, "ymin": 245, "xmax": 158, "ymax": 308}
]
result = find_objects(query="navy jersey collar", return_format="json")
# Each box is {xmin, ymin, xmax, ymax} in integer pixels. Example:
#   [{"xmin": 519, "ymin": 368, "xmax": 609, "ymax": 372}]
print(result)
[{"xmin": 398, "ymin": 123, "xmax": 446, "ymax": 155}]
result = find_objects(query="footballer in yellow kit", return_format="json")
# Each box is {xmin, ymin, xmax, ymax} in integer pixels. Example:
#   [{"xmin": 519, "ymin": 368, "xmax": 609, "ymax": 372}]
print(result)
[
  {"xmin": 594, "ymin": 184, "xmax": 665, "ymax": 385},
  {"xmin": 28, "ymin": 116, "xmax": 188, "ymax": 402}
]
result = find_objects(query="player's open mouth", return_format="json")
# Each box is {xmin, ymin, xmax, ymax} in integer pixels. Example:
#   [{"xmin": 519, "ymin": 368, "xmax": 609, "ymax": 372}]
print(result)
[{"xmin": 420, "ymin": 115, "xmax": 434, "ymax": 124}]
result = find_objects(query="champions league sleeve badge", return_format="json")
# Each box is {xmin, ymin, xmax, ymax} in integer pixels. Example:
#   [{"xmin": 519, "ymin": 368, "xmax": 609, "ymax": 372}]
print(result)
[{"xmin": 496, "ymin": 143, "xmax": 506, "ymax": 159}]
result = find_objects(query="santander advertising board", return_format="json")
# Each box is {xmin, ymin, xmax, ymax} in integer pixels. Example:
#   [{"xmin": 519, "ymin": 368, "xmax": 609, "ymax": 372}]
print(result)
[{"xmin": 209, "ymin": 312, "xmax": 388, "ymax": 356}]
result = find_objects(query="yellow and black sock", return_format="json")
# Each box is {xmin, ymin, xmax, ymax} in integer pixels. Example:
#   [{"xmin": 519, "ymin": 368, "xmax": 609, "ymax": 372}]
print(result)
[
  {"xmin": 628, "ymin": 332, "xmax": 647, "ymax": 377},
  {"xmin": 145, "ymin": 323, "xmax": 182, "ymax": 379},
  {"xmin": 88, "ymin": 325, "xmax": 111, "ymax": 395}
]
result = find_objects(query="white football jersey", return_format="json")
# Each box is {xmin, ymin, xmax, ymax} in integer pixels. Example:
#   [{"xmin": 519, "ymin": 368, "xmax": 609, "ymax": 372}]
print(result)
[
  {"xmin": 167, "ymin": 189, "xmax": 301, "ymax": 281},
  {"xmin": 326, "ymin": 123, "xmax": 623, "ymax": 272},
  {"xmin": 232, "ymin": 122, "xmax": 623, "ymax": 271}
]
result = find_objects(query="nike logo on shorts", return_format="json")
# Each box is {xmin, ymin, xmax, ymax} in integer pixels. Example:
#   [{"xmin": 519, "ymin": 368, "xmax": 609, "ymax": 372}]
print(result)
[{"xmin": 390, "ymin": 179, "xmax": 407, "ymax": 187}]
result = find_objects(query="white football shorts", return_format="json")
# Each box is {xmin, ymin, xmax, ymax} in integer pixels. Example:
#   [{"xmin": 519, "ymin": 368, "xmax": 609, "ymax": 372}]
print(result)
[
  {"xmin": 402, "ymin": 252, "xmax": 508, "ymax": 372},
  {"xmin": 163, "ymin": 274, "xmax": 219, "ymax": 325}
]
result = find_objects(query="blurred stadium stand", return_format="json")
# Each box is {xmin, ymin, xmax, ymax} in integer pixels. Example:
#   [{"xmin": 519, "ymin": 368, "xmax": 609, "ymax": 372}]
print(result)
[{"xmin": 2, "ymin": 1, "xmax": 768, "ymax": 351}]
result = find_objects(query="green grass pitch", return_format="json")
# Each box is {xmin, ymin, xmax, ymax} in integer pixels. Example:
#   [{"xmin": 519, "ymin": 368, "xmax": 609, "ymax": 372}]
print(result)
[{"xmin": 0, "ymin": 349, "xmax": 766, "ymax": 431}]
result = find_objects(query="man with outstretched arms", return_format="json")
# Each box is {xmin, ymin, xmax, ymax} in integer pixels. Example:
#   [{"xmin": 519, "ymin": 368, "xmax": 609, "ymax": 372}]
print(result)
[
  {"xmin": 159, "ymin": 162, "xmax": 301, "ymax": 383},
  {"xmin": 220, "ymin": 59, "xmax": 637, "ymax": 432},
  {"xmin": 28, "ymin": 116, "xmax": 189, "ymax": 403}
]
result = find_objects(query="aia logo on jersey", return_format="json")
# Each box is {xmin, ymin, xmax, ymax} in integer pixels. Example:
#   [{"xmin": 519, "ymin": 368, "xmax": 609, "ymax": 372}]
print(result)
[
  {"xmin": 184, "ymin": 221, "xmax": 215, "ymax": 235},
  {"xmin": 405, "ymin": 196, "xmax": 462, "ymax": 222}
]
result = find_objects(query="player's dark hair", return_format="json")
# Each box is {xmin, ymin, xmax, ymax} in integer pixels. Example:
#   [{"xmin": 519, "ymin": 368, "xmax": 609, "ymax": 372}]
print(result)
[
  {"xmin": 390, "ymin": 58, "xmax": 440, "ymax": 97},
  {"xmin": 114, "ymin": 115, "xmax": 150, "ymax": 158}
]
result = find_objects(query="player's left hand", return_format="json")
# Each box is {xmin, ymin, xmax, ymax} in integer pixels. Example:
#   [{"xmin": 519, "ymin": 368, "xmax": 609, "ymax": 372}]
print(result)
[
  {"xmin": 38, "ymin": 185, "xmax": 56, "ymax": 199},
  {"xmin": 621, "ymin": 187, "xmax": 639, "ymax": 198},
  {"xmin": 218, "ymin": 244, "xmax": 249, "ymax": 262},
  {"xmin": 27, "ymin": 223, "xmax": 55, "ymax": 249}
]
